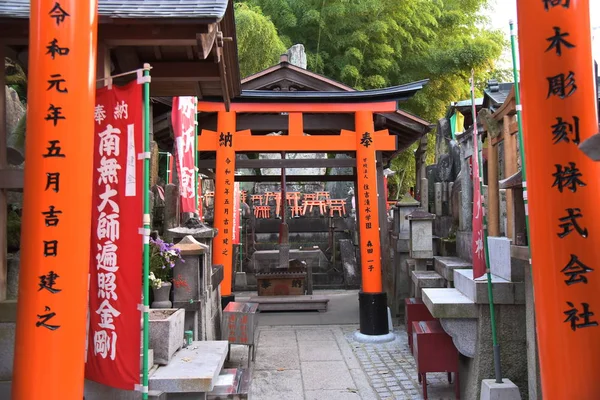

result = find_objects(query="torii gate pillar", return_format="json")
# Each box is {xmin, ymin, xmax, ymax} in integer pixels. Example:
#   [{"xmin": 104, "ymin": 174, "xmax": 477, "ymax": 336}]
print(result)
[
  {"xmin": 355, "ymin": 110, "xmax": 390, "ymax": 338},
  {"xmin": 213, "ymin": 111, "xmax": 236, "ymax": 308}
]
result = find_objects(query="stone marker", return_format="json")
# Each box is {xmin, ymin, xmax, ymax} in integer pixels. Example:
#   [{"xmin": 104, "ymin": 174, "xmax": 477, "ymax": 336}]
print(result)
[
  {"xmin": 480, "ymin": 378, "xmax": 522, "ymax": 400},
  {"xmin": 488, "ymin": 236, "xmax": 512, "ymax": 280},
  {"xmin": 420, "ymin": 177, "xmax": 429, "ymax": 211},
  {"xmin": 434, "ymin": 182, "xmax": 443, "ymax": 216}
]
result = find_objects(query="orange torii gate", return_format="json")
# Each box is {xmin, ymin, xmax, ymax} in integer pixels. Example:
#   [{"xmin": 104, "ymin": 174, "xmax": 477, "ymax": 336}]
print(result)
[{"xmin": 197, "ymin": 87, "xmax": 425, "ymax": 336}]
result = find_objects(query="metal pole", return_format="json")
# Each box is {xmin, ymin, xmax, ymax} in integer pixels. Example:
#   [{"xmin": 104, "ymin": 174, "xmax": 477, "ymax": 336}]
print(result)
[
  {"xmin": 509, "ymin": 20, "xmax": 532, "ymax": 249},
  {"xmin": 471, "ymin": 70, "xmax": 502, "ymax": 383},
  {"xmin": 142, "ymin": 64, "xmax": 152, "ymax": 400}
]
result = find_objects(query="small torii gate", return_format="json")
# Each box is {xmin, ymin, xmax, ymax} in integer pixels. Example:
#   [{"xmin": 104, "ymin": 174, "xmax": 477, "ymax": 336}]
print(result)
[{"xmin": 197, "ymin": 83, "xmax": 427, "ymax": 336}]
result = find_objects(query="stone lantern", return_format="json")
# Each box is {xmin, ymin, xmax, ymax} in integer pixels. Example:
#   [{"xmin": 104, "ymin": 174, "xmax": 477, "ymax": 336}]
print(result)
[{"xmin": 406, "ymin": 209, "xmax": 436, "ymax": 271}]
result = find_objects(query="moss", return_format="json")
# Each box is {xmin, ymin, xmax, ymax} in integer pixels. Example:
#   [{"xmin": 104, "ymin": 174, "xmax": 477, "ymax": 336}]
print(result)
[{"xmin": 7, "ymin": 209, "xmax": 21, "ymax": 252}]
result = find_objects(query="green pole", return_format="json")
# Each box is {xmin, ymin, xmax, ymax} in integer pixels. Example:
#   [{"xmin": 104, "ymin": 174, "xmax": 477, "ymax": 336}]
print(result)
[
  {"xmin": 142, "ymin": 64, "xmax": 151, "ymax": 400},
  {"xmin": 166, "ymin": 153, "xmax": 171, "ymax": 184},
  {"xmin": 509, "ymin": 20, "xmax": 532, "ymax": 250},
  {"xmin": 471, "ymin": 71, "xmax": 502, "ymax": 383},
  {"xmin": 194, "ymin": 98, "xmax": 199, "ymax": 213}
]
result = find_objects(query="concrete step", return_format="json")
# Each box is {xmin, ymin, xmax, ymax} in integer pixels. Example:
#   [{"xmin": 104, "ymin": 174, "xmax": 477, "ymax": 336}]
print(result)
[
  {"xmin": 453, "ymin": 269, "xmax": 525, "ymax": 305},
  {"xmin": 411, "ymin": 270, "xmax": 445, "ymax": 298},
  {"xmin": 149, "ymin": 341, "xmax": 228, "ymax": 394},
  {"xmin": 249, "ymin": 295, "xmax": 329, "ymax": 312},
  {"xmin": 422, "ymin": 288, "xmax": 478, "ymax": 319},
  {"xmin": 434, "ymin": 256, "xmax": 471, "ymax": 282},
  {"xmin": 140, "ymin": 349, "xmax": 154, "ymax": 370}
]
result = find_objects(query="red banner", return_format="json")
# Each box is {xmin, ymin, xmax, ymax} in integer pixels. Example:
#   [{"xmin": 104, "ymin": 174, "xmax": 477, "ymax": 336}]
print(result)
[
  {"xmin": 86, "ymin": 80, "xmax": 143, "ymax": 390},
  {"xmin": 471, "ymin": 82, "xmax": 485, "ymax": 279},
  {"xmin": 172, "ymin": 96, "xmax": 197, "ymax": 213}
]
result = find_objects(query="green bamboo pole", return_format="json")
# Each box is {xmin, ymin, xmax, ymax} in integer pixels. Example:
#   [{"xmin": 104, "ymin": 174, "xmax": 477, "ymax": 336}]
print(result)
[
  {"xmin": 194, "ymin": 97, "xmax": 199, "ymax": 213},
  {"xmin": 509, "ymin": 20, "xmax": 532, "ymax": 251},
  {"xmin": 471, "ymin": 71, "xmax": 503, "ymax": 383},
  {"xmin": 142, "ymin": 64, "xmax": 152, "ymax": 400}
]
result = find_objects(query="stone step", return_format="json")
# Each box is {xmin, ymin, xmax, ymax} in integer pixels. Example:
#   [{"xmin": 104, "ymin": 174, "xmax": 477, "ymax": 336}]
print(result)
[
  {"xmin": 422, "ymin": 288, "xmax": 478, "ymax": 319},
  {"xmin": 249, "ymin": 295, "xmax": 329, "ymax": 312},
  {"xmin": 411, "ymin": 270, "xmax": 445, "ymax": 298},
  {"xmin": 140, "ymin": 349, "xmax": 154, "ymax": 370},
  {"xmin": 434, "ymin": 256, "xmax": 471, "ymax": 282},
  {"xmin": 453, "ymin": 269, "xmax": 525, "ymax": 305},
  {"xmin": 149, "ymin": 341, "xmax": 228, "ymax": 394}
]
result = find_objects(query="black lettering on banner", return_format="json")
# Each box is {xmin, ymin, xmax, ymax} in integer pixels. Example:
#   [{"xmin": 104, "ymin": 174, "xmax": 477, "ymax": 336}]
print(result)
[
  {"xmin": 45, "ymin": 172, "xmax": 60, "ymax": 192},
  {"xmin": 557, "ymin": 208, "xmax": 588, "ymax": 238},
  {"xmin": 47, "ymin": 74, "xmax": 68, "ymax": 93},
  {"xmin": 43, "ymin": 140, "xmax": 66, "ymax": 158},
  {"xmin": 564, "ymin": 302, "xmax": 598, "ymax": 331},
  {"xmin": 360, "ymin": 132, "xmax": 373, "ymax": 148},
  {"xmin": 42, "ymin": 205, "xmax": 62, "ymax": 227},
  {"xmin": 39, "ymin": 271, "xmax": 62, "ymax": 294},
  {"xmin": 546, "ymin": 71, "xmax": 577, "ymax": 99},
  {"xmin": 543, "ymin": 0, "xmax": 570, "ymax": 12},
  {"xmin": 46, "ymin": 38, "xmax": 70, "ymax": 59},
  {"xmin": 219, "ymin": 132, "xmax": 233, "ymax": 147},
  {"xmin": 561, "ymin": 254, "xmax": 593, "ymax": 285},
  {"xmin": 551, "ymin": 116, "xmax": 580, "ymax": 144},
  {"xmin": 36, "ymin": 306, "xmax": 60, "ymax": 330},
  {"xmin": 545, "ymin": 27, "xmax": 575, "ymax": 56},
  {"xmin": 552, "ymin": 162, "xmax": 586, "ymax": 193},
  {"xmin": 45, "ymin": 104, "xmax": 66, "ymax": 126},
  {"xmin": 43, "ymin": 240, "xmax": 58, "ymax": 257},
  {"xmin": 49, "ymin": 2, "xmax": 70, "ymax": 26}
]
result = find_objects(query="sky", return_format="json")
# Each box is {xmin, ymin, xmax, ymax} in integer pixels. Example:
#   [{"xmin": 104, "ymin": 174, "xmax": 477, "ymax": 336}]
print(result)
[{"xmin": 484, "ymin": 0, "xmax": 600, "ymax": 72}]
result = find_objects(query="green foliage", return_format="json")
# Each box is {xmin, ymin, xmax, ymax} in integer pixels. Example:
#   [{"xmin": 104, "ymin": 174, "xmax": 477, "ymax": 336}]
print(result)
[
  {"xmin": 236, "ymin": 0, "xmax": 507, "ymax": 192},
  {"xmin": 7, "ymin": 208, "xmax": 21, "ymax": 253},
  {"xmin": 234, "ymin": 2, "xmax": 287, "ymax": 78}
]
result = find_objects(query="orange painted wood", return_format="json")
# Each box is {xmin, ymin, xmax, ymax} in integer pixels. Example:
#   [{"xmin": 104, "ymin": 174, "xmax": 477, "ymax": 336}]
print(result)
[
  {"xmin": 197, "ymin": 100, "xmax": 398, "ymax": 113},
  {"xmin": 517, "ymin": 1, "xmax": 600, "ymax": 397},
  {"xmin": 212, "ymin": 111, "xmax": 236, "ymax": 296},
  {"xmin": 198, "ymin": 128, "xmax": 395, "ymax": 152},
  {"xmin": 355, "ymin": 110, "xmax": 383, "ymax": 293},
  {"xmin": 12, "ymin": 1, "xmax": 98, "ymax": 398}
]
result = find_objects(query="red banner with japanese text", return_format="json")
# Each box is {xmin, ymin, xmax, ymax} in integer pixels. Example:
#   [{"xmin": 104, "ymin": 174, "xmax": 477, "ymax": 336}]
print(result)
[
  {"xmin": 86, "ymin": 80, "xmax": 143, "ymax": 390},
  {"xmin": 172, "ymin": 96, "xmax": 197, "ymax": 213}
]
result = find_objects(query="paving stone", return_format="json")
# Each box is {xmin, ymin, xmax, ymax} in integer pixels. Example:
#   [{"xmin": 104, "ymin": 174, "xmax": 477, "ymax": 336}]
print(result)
[
  {"xmin": 296, "ymin": 329, "xmax": 335, "ymax": 342},
  {"xmin": 258, "ymin": 329, "xmax": 297, "ymax": 347},
  {"xmin": 250, "ymin": 369, "xmax": 303, "ymax": 400},
  {"xmin": 301, "ymin": 361, "xmax": 355, "ymax": 390},
  {"xmin": 304, "ymin": 389, "xmax": 362, "ymax": 399},
  {"xmin": 254, "ymin": 346, "xmax": 300, "ymax": 371},
  {"xmin": 299, "ymin": 340, "xmax": 344, "ymax": 361}
]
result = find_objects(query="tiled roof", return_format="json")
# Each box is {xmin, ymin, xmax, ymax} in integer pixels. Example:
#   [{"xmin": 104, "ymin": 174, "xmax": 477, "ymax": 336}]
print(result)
[{"xmin": 0, "ymin": 0, "xmax": 229, "ymax": 20}]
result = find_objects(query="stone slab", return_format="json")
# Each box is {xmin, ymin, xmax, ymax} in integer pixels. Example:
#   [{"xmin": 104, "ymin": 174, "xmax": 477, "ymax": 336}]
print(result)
[
  {"xmin": 488, "ymin": 236, "xmax": 523, "ymax": 282},
  {"xmin": 340, "ymin": 239, "xmax": 360, "ymax": 289},
  {"xmin": 480, "ymin": 378, "xmax": 522, "ymax": 400},
  {"xmin": 249, "ymin": 295, "xmax": 329, "ymax": 312},
  {"xmin": 299, "ymin": 340, "xmax": 343, "ymax": 361},
  {"xmin": 411, "ymin": 271, "xmax": 445, "ymax": 287},
  {"xmin": 434, "ymin": 256, "xmax": 472, "ymax": 281},
  {"xmin": 0, "ymin": 322, "xmax": 15, "ymax": 381},
  {"xmin": 422, "ymin": 288, "xmax": 478, "ymax": 319},
  {"xmin": 301, "ymin": 361, "xmax": 355, "ymax": 390},
  {"xmin": 250, "ymin": 369, "xmax": 303, "ymax": 400},
  {"xmin": 149, "ymin": 340, "xmax": 228, "ymax": 393},
  {"xmin": 454, "ymin": 269, "xmax": 525, "ymax": 305},
  {"xmin": 254, "ymin": 345, "xmax": 300, "ymax": 371}
]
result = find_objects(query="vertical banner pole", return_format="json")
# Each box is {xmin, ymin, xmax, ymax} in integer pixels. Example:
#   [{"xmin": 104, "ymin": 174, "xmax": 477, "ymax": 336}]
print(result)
[
  {"xmin": 509, "ymin": 20, "xmax": 532, "ymax": 249},
  {"xmin": 471, "ymin": 72, "xmax": 502, "ymax": 383},
  {"xmin": 355, "ymin": 110, "xmax": 388, "ymax": 336},
  {"xmin": 142, "ymin": 65, "xmax": 152, "ymax": 400},
  {"xmin": 516, "ymin": 1, "xmax": 600, "ymax": 398},
  {"xmin": 214, "ymin": 111, "xmax": 236, "ymax": 307},
  {"xmin": 12, "ymin": 1, "xmax": 98, "ymax": 398}
]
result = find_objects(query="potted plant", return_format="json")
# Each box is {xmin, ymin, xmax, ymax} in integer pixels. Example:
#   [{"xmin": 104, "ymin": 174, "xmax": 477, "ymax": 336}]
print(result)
[{"xmin": 149, "ymin": 237, "xmax": 184, "ymax": 308}]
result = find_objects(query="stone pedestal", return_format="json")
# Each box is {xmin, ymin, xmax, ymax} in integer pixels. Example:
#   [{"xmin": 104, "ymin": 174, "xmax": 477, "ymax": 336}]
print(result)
[
  {"xmin": 406, "ymin": 209, "xmax": 435, "ymax": 259},
  {"xmin": 172, "ymin": 235, "xmax": 222, "ymax": 341},
  {"xmin": 480, "ymin": 379, "xmax": 522, "ymax": 400}
]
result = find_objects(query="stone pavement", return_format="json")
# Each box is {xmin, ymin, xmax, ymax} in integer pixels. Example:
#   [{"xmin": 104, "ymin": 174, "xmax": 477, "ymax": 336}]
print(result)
[{"xmin": 226, "ymin": 323, "xmax": 457, "ymax": 399}]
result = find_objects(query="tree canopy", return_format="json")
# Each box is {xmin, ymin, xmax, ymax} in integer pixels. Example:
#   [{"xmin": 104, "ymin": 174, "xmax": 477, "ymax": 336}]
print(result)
[{"xmin": 234, "ymin": 0, "xmax": 507, "ymax": 193}]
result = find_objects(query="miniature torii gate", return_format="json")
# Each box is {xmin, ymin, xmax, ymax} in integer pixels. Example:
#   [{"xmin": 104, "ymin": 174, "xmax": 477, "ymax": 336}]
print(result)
[{"xmin": 198, "ymin": 98, "xmax": 406, "ymax": 336}]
